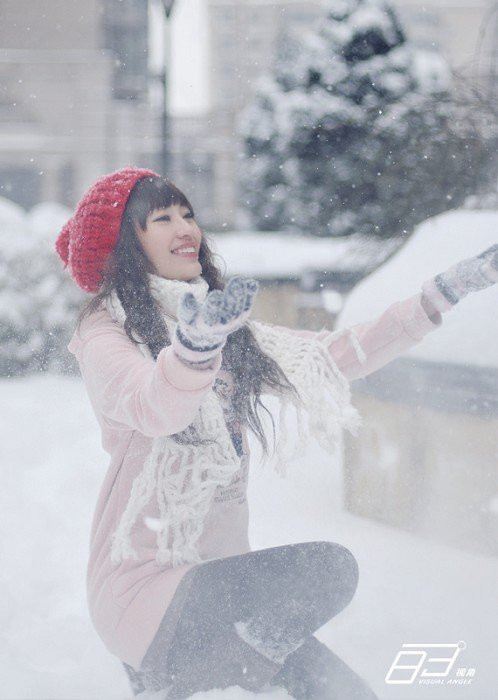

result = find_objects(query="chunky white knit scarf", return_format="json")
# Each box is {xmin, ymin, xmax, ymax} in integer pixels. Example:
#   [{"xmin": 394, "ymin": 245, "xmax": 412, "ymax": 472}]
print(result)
[{"xmin": 104, "ymin": 272, "xmax": 365, "ymax": 567}]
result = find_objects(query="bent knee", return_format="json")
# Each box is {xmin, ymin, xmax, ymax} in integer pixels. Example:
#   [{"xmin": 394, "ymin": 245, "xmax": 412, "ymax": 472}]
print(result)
[{"xmin": 314, "ymin": 540, "xmax": 359, "ymax": 599}]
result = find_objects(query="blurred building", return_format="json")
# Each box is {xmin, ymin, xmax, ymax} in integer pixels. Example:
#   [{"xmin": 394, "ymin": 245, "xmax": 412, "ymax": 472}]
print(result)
[
  {"xmin": 394, "ymin": 0, "xmax": 496, "ymax": 85},
  {"xmin": 0, "ymin": 0, "xmax": 494, "ymax": 226},
  {"xmin": 0, "ymin": 0, "xmax": 159, "ymax": 209}
]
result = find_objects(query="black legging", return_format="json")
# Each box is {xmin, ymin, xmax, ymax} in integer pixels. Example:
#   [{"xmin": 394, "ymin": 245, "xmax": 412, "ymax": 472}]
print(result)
[{"xmin": 122, "ymin": 541, "xmax": 379, "ymax": 699}]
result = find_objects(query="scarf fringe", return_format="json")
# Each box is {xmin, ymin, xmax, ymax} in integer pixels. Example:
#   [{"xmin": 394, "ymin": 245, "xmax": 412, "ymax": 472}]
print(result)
[
  {"xmin": 105, "ymin": 275, "xmax": 363, "ymax": 567},
  {"xmin": 248, "ymin": 320, "xmax": 363, "ymax": 478}
]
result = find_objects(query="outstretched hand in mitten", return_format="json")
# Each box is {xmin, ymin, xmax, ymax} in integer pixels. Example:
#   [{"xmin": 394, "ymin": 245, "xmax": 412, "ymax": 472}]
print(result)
[
  {"xmin": 172, "ymin": 276, "xmax": 259, "ymax": 364},
  {"xmin": 421, "ymin": 244, "xmax": 498, "ymax": 314}
]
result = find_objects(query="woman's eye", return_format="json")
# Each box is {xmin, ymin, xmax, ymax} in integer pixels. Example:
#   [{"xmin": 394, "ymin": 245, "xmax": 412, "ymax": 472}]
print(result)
[{"xmin": 153, "ymin": 212, "xmax": 193, "ymax": 222}]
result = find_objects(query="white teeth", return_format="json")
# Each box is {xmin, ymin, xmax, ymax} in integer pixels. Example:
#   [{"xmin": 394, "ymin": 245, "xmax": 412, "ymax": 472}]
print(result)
[{"xmin": 172, "ymin": 246, "xmax": 196, "ymax": 254}]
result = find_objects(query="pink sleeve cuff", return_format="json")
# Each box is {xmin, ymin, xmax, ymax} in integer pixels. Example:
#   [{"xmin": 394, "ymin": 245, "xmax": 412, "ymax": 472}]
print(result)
[{"xmin": 397, "ymin": 291, "xmax": 442, "ymax": 341}]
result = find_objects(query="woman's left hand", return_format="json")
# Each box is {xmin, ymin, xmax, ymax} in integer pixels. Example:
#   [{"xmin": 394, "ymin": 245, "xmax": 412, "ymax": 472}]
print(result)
[{"xmin": 421, "ymin": 243, "xmax": 498, "ymax": 313}]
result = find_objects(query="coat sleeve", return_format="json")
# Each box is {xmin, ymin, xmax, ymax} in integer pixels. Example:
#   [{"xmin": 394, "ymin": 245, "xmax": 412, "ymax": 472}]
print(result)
[
  {"xmin": 67, "ymin": 310, "xmax": 222, "ymax": 438},
  {"xmin": 271, "ymin": 291, "xmax": 442, "ymax": 382}
]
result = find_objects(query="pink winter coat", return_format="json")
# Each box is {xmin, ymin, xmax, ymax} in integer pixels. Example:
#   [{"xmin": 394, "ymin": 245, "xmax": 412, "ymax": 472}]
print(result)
[{"xmin": 67, "ymin": 290, "xmax": 441, "ymax": 671}]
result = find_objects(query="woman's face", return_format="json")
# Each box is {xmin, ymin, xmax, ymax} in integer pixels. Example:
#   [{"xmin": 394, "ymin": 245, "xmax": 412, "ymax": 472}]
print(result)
[{"xmin": 135, "ymin": 203, "xmax": 203, "ymax": 281}]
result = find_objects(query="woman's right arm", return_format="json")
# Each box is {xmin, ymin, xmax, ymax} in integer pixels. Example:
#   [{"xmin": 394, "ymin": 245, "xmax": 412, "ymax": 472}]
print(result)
[
  {"xmin": 267, "ymin": 291, "xmax": 442, "ymax": 382},
  {"xmin": 70, "ymin": 313, "xmax": 222, "ymax": 438}
]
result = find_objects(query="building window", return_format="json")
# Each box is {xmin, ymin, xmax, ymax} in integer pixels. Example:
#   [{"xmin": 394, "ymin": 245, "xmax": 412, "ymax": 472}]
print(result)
[
  {"xmin": 0, "ymin": 167, "xmax": 40, "ymax": 209},
  {"xmin": 101, "ymin": 0, "xmax": 149, "ymax": 100}
]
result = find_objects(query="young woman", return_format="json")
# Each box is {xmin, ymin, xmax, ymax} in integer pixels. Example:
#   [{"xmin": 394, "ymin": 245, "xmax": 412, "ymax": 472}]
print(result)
[{"xmin": 56, "ymin": 166, "xmax": 497, "ymax": 699}]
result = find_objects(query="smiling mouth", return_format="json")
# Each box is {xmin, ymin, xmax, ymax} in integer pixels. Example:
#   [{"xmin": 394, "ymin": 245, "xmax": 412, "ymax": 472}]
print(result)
[{"xmin": 171, "ymin": 246, "xmax": 198, "ymax": 258}]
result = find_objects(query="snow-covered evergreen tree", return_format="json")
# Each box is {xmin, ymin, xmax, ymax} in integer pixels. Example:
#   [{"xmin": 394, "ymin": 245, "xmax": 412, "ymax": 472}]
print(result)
[{"xmin": 236, "ymin": 0, "xmax": 498, "ymax": 238}]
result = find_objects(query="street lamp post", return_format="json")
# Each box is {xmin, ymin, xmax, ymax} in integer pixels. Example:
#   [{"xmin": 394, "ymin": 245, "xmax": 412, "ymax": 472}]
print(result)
[{"xmin": 158, "ymin": 0, "xmax": 176, "ymax": 175}]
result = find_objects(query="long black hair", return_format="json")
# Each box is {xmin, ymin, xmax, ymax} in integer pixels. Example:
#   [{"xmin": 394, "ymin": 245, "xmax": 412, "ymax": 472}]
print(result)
[{"xmin": 76, "ymin": 175, "xmax": 301, "ymax": 457}]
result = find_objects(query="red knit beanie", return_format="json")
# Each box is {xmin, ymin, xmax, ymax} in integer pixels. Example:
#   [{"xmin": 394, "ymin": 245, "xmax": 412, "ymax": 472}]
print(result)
[{"xmin": 55, "ymin": 165, "xmax": 160, "ymax": 293}]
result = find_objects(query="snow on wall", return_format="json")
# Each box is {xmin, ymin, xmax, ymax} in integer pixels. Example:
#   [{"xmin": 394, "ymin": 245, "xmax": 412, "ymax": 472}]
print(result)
[
  {"xmin": 208, "ymin": 231, "xmax": 354, "ymax": 278},
  {"xmin": 337, "ymin": 209, "xmax": 498, "ymax": 368},
  {"xmin": 0, "ymin": 196, "xmax": 72, "ymax": 254},
  {"xmin": 0, "ymin": 196, "xmax": 32, "ymax": 257}
]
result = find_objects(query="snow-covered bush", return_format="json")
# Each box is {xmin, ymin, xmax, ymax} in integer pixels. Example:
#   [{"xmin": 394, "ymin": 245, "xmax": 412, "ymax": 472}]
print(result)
[
  {"xmin": 463, "ymin": 178, "xmax": 498, "ymax": 210},
  {"xmin": 0, "ymin": 198, "xmax": 85, "ymax": 377},
  {"xmin": 237, "ymin": 0, "xmax": 498, "ymax": 238}
]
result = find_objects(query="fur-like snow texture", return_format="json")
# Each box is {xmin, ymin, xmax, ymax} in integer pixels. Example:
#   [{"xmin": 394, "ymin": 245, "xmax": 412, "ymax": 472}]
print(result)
[{"xmin": 104, "ymin": 272, "xmax": 363, "ymax": 568}]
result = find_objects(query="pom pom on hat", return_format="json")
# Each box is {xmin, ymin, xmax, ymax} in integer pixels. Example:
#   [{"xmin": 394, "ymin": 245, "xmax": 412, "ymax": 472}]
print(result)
[{"xmin": 55, "ymin": 165, "xmax": 160, "ymax": 293}]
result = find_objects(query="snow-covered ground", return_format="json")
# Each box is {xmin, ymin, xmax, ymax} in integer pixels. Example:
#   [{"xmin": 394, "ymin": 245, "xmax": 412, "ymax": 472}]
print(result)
[
  {"xmin": 1, "ymin": 205, "xmax": 496, "ymax": 699},
  {"xmin": 1, "ymin": 373, "xmax": 497, "ymax": 700}
]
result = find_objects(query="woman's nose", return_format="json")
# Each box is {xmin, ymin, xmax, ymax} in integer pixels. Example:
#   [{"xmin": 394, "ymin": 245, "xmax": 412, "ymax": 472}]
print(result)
[{"xmin": 174, "ymin": 217, "xmax": 193, "ymax": 234}]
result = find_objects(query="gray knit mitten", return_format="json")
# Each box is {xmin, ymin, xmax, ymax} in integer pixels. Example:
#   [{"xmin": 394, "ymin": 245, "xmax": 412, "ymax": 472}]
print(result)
[
  {"xmin": 172, "ymin": 276, "xmax": 259, "ymax": 363},
  {"xmin": 421, "ymin": 244, "xmax": 498, "ymax": 313}
]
